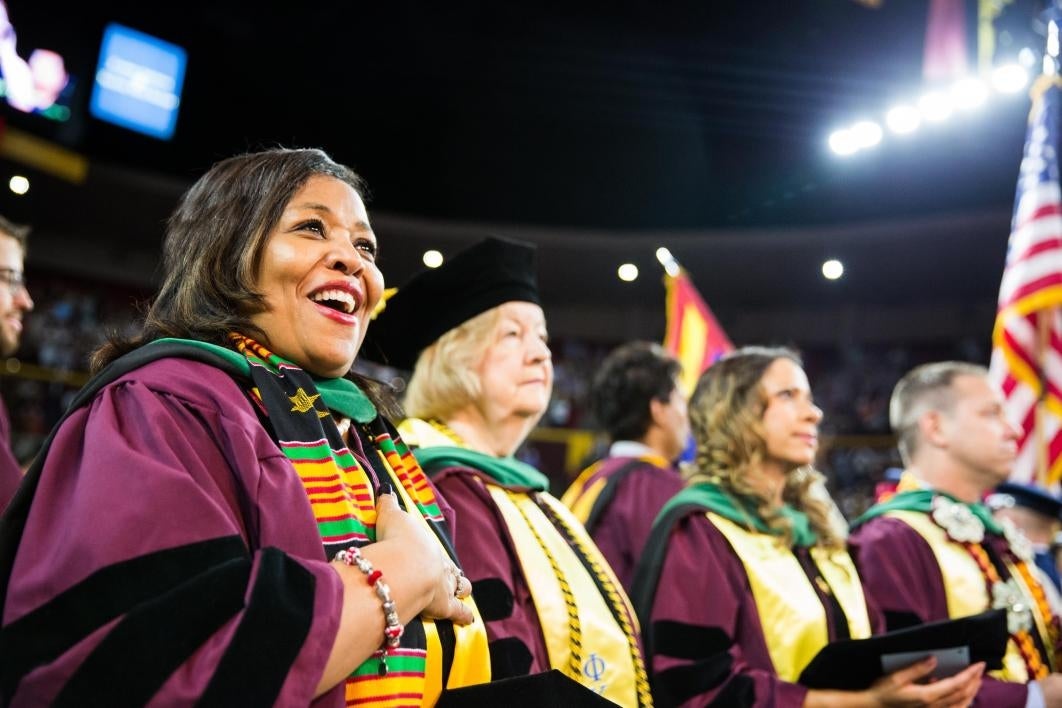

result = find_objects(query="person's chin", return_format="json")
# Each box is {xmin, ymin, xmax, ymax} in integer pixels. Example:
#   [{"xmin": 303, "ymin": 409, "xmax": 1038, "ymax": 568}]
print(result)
[
  {"xmin": 305, "ymin": 352, "xmax": 356, "ymax": 378},
  {"xmin": 515, "ymin": 404, "xmax": 548, "ymax": 422},
  {"xmin": 787, "ymin": 455, "xmax": 816, "ymax": 470}
]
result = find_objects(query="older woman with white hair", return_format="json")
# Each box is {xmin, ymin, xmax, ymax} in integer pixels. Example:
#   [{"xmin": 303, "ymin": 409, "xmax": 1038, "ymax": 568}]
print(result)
[{"xmin": 368, "ymin": 237, "xmax": 651, "ymax": 706}]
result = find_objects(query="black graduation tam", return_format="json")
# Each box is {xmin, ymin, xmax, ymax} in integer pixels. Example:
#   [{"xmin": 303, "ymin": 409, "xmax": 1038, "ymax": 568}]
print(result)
[
  {"xmin": 365, "ymin": 236, "xmax": 540, "ymax": 370},
  {"xmin": 799, "ymin": 610, "xmax": 1007, "ymax": 691},
  {"xmin": 987, "ymin": 482, "xmax": 1062, "ymax": 520}
]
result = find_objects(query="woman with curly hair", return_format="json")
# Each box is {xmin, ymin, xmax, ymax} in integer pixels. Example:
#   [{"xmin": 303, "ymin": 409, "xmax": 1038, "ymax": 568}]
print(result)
[{"xmin": 630, "ymin": 346, "xmax": 984, "ymax": 707}]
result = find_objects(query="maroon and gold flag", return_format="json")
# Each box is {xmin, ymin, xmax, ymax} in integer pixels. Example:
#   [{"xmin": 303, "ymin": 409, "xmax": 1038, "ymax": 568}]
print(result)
[{"xmin": 663, "ymin": 269, "xmax": 733, "ymax": 395}]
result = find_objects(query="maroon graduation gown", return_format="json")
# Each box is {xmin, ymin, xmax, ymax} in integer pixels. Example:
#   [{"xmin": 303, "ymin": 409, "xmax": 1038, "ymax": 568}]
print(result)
[
  {"xmin": 574, "ymin": 455, "xmax": 682, "ymax": 593},
  {"xmin": 644, "ymin": 512, "xmax": 884, "ymax": 708},
  {"xmin": 430, "ymin": 466, "xmax": 553, "ymax": 679},
  {"xmin": 849, "ymin": 515, "xmax": 1030, "ymax": 708},
  {"xmin": 2, "ymin": 357, "xmax": 457, "ymax": 707}
]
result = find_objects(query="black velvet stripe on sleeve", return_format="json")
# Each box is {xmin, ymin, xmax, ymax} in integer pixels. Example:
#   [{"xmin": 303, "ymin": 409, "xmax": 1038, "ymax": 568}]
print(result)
[
  {"xmin": 652, "ymin": 655, "xmax": 753, "ymax": 708},
  {"xmin": 629, "ymin": 503, "xmax": 703, "ymax": 660},
  {"xmin": 649, "ymin": 622, "xmax": 741, "ymax": 707},
  {"xmin": 52, "ymin": 556, "xmax": 251, "ymax": 708},
  {"xmin": 0, "ymin": 535, "xmax": 248, "ymax": 703},
  {"xmin": 653, "ymin": 621, "xmax": 733, "ymax": 660},
  {"xmin": 196, "ymin": 548, "xmax": 316, "ymax": 708},
  {"xmin": 488, "ymin": 637, "xmax": 534, "ymax": 679},
  {"xmin": 471, "ymin": 578, "xmax": 515, "ymax": 622},
  {"xmin": 709, "ymin": 673, "xmax": 756, "ymax": 708},
  {"xmin": 583, "ymin": 460, "xmax": 645, "ymax": 535}
]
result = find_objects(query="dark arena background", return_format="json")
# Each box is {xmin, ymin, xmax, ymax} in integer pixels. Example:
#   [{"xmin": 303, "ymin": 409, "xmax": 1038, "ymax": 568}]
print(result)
[{"xmin": 0, "ymin": 0, "xmax": 1048, "ymax": 516}]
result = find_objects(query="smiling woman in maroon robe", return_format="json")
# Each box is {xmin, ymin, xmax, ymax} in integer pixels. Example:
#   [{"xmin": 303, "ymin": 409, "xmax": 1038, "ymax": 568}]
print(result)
[{"xmin": 0, "ymin": 148, "xmax": 490, "ymax": 707}]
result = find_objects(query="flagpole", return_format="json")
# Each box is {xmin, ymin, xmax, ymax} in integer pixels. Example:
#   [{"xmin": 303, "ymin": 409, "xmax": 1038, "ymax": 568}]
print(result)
[
  {"xmin": 1037, "ymin": 310, "xmax": 1050, "ymax": 487},
  {"xmin": 655, "ymin": 247, "xmax": 681, "ymax": 277}
]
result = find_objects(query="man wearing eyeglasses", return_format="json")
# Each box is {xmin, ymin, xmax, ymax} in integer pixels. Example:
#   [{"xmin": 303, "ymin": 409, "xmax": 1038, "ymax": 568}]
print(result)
[{"xmin": 0, "ymin": 215, "xmax": 32, "ymax": 511}]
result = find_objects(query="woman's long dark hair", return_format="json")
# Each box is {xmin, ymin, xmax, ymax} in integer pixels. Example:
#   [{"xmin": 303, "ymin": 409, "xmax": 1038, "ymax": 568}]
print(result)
[{"xmin": 92, "ymin": 147, "xmax": 400, "ymax": 416}]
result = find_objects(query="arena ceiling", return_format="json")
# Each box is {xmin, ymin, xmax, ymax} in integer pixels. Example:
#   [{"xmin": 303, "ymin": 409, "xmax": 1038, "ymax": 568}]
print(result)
[{"xmin": 0, "ymin": 0, "xmax": 1046, "ymax": 342}]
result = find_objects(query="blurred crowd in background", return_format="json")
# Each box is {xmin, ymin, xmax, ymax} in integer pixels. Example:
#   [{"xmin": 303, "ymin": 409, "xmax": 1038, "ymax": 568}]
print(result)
[{"xmin": 1, "ymin": 267, "xmax": 991, "ymax": 520}]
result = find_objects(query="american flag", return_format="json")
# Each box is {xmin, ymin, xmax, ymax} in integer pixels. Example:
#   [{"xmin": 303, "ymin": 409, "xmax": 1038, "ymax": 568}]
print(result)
[{"xmin": 989, "ymin": 76, "xmax": 1062, "ymax": 487}]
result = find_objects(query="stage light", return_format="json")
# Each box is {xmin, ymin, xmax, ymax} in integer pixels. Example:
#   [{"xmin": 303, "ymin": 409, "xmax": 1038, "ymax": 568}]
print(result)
[
  {"xmin": 618, "ymin": 263, "xmax": 639, "ymax": 282},
  {"xmin": 655, "ymin": 247, "xmax": 680, "ymax": 276},
  {"xmin": 828, "ymin": 128, "xmax": 859, "ymax": 156},
  {"xmin": 1019, "ymin": 47, "xmax": 1037, "ymax": 67},
  {"xmin": 822, "ymin": 259, "xmax": 844, "ymax": 280},
  {"xmin": 422, "ymin": 250, "xmax": 443, "ymax": 268},
  {"xmin": 8, "ymin": 176, "xmax": 28, "ymax": 195},
  {"xmin": 992, "ymin": 64, "xmax": 1029, "ymax": 94},
  {"xmin": 885, "ymin": 105, "xmax": 920, "ymax": 134},
  {"xmin": 851, "ymin": 120, "xmax": 883, "ymax": 148},
  {"xmin": 951, "ymin": 78, "xmax": 988, "ymax": 110},
  {"xmin": 919, "ymin": 91, "xmax": 953, "ymax": 122}
]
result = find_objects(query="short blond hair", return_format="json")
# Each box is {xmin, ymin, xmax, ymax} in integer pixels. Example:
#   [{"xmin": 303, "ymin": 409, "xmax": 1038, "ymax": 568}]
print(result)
[
  {"xmin": 890, "ymin": 361, "xmax": 988, "ymax": 465},
  {"xmin": 404, "ymin": 307, "xmax": 502, "ymax": 421}
]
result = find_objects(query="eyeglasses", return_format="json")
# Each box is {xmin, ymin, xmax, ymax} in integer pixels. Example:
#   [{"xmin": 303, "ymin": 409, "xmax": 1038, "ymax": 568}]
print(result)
[{"xmin": 0, "ymin": 268, "xmax": 27, "ymax": 295}]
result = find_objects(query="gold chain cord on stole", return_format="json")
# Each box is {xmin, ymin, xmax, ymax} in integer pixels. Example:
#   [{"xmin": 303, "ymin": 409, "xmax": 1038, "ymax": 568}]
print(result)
[
  {"xmin": 427, "ymin": 419, "xmax": 585, "ymax": 677},
  {"xmin": 537, "ymin": 497, "xmax": 654, "ymax": 707},
  {"xmin": 426, "ymin": 418, "xmax": 654, "ymax": 704},
  {"xmin": 506, "ymin": 491, "xmax": 586, "ymax": 679}
]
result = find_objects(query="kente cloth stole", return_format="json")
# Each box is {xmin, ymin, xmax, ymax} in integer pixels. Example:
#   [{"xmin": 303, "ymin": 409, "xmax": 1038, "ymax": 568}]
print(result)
[
  {"xmin": 410, "ymin": 428, "xmax": 653, "ymax": 707},
  {"xmin": 230, "ymin": 336, "xmax": 489, "ymax": 705}
]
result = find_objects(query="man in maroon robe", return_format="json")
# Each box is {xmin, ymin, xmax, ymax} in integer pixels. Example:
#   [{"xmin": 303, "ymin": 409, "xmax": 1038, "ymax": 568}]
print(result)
[
  {"xmin": 0, "ymin": 215, "xmax": 33, "ymax": 511},
  {"xmin": 562, "ymin": 341, "xmax": 687, "ymax": 591},
  {"xmin": 849, "ymin": 361, "xmax": 1062, "ymax": 707}
]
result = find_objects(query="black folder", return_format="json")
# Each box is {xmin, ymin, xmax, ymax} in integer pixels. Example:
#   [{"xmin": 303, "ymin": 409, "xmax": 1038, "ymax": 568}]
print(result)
[
  {"xmin": 798, "ymin": 610, "xmax": 1008, "ymax": 691},
  {"xmin": 436, "ymin": 669, "xmax": 617, "ymax": 707}
]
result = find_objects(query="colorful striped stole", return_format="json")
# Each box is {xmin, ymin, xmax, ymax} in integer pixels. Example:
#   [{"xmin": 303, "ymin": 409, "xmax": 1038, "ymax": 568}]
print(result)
[{"xmin": 230, "ymin": 336, "xmax": 488, "ymax": 705}]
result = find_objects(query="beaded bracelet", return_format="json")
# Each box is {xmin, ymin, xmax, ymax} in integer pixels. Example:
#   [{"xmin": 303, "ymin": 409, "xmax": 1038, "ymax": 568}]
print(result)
[{"xmin": 335, "ymin": 545, "xmax": 404, "ymax": 676}]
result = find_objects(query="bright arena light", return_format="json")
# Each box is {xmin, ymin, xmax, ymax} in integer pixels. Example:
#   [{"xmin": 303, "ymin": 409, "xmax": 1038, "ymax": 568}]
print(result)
[
  {"xmin": 951, "ymin": 78, "xmax": 988, "ymax": 110},
  {"xmin": 822, "ymin": 259, "xmax": 844, "ymax": 280},
  {"xmin": 850, "ymin": 120, "xmax": 883, "ymax": 148},
  {"xmin": 422, "ymin": 249, "xmax": 443, "ymax": 268},
  {"xmin": 8, "ymin": 176, "xmax": 28, "ymax": 195},
  {"xmin": 1019, "ymin": 47, "xmax": 1037, "ymax": 67},
  {"xmin": 992, "ymin": 63, "xmax": 1030, "ymax": 94},
  {"xmin": 885, "ymin": 105, "xmax": 920, "ymax": 134},
  {"xmin": 918, "ymin": 91, "xmax": 953, "ymax": 122},
  {"xmin": 617, "ymin": 263, "xmax": 639, "ymax": 282},
  {"xmin": 828, "ymin": 128, "xmax": 859, "ymax": 156}
]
